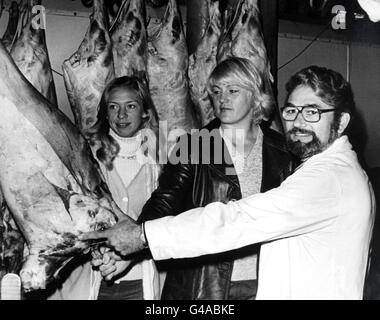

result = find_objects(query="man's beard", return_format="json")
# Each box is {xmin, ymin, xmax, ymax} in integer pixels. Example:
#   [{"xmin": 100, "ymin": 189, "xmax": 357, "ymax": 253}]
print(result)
[{"xmin": 286, "ymin": 117, "xmax": 340, "ymax": 160}]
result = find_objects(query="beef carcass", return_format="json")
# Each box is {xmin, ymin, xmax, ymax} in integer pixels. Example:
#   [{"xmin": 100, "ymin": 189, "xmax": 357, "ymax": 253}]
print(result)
[
  {"xmin": 111, "ymin": 0, "xmax": 147, "ymax": 80},
  {"xmin": 217, "ymin": 0, "xmax": 273, "ymax": 83},
  {"xmin": 1, "ymin": 1, "xmax": 21, "ymax": 51},
  {"xmin": 0, "ymin": 41, "xmax": 121, "ymax": 292},
  {"xmin": 1, "ymin": 0, "xmax": 57, "ymax": 284},
  {"xmin": 147, "ymin": 0, "xmax": 200, "ymax": 146},
  {"xmin": 188, "ymin": 0, "xmax": 221, "ymax": 126},
  {"xmin": 10, "ymin": 0, "xmax": 57, "ymax": 106},
  {"xmin": 62, "ymin": 0, "xmax": 114, "ymax": 135}
]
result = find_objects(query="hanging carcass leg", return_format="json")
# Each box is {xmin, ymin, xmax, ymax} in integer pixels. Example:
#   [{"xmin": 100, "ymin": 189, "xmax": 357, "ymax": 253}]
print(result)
[{"xmin": 0, "ymin": 41, "xmax": 121, "ymax": 292}]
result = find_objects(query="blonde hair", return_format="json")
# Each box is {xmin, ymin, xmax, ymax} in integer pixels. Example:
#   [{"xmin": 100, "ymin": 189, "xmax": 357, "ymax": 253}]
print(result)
[
  {"xmin": 207, "ymin": 57, "xmax": 275, "ymax": 124},
  {"xmin": 87, "ymin": 76, "xmax": 159, "ymax": 170}
]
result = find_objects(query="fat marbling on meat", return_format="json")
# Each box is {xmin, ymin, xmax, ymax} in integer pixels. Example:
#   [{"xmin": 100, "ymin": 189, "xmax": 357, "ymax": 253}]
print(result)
[
  {"xmin": 111, "ymin": 0, "xmax": 147, "ymax": 80},
  {"xmin": 62, "ymin": 0, "xmax": 114, "ymax": 135},
  {"xmin": 217, "ymin": 0, "xmax": 273, "ymax": 83},
  {"xmin": 1, "ymin": 0, "xmax": 58, "ymax": 283},
  {"xmin": 147, "ymin": 0, "xmax": 200, "ymax": 148},
  {"xmin": 10, "ymin": 0, "xmax": 57, "ymax": 106},
  {"xmin": 188, "ymin": 0, "xmax": 221, "ymax": 126},
  {"xmin": 0, "ymin": 41, "xmax": 122, "ymax": 292}
]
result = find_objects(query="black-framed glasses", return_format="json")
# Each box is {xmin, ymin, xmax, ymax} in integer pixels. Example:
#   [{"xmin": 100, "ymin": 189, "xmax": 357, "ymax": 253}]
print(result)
[{"xmin": 281, "ymin": 103, "xmax": 336, "ymax": 123}]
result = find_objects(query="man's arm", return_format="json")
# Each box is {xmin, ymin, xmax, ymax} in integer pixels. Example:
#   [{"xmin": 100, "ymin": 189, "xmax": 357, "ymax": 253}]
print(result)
[{"xmin": 145, "ymin": 164, "xmax": 341, "ymax": 261}]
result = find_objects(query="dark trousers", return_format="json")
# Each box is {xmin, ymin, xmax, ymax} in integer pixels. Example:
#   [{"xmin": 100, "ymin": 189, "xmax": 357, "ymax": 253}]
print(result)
[
  {"xmin": 228, "ymin": 280, "xmax": 258, "ymax": 300},
  {"xmin": 98, "ymin": 280, "xmax": 143, "ymax": 300}
]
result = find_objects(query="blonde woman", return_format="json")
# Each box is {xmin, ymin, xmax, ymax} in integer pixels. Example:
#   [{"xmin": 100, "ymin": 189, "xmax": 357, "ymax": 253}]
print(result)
[{"xmin": 49, "ymin": 76, "xmax": 163, "ymax": 300}]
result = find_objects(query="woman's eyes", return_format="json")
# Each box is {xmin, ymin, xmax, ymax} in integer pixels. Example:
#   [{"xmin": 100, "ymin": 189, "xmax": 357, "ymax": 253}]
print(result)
[
  {"xmin": 108, "ymin": 104, "xmax": 118, "ymax": 110},
  {"xmin": 211, "ymin": 88, "xmax": 239, "ymax": 95},
  {"xmin": 108, "ymin": 103, "xmax": 137, "ymax": 110}
]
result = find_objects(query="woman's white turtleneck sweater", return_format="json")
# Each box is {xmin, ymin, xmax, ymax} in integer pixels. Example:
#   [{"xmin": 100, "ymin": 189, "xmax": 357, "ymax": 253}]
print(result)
[{"xmin": 109, "ymin": 129, "xmax": 144, "ymax": 190}]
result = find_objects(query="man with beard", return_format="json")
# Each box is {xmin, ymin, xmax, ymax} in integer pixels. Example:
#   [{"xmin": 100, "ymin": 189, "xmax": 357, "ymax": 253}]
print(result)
[{"xmin": 81, "ymin": 66, "xmax": 375, "ymax": 299}]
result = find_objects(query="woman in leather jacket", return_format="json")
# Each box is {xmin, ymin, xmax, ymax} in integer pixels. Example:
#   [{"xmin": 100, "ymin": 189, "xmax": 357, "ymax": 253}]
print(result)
[{"xmin": 135, "ymin": 57, "xmax": 296, "ymax": 300}]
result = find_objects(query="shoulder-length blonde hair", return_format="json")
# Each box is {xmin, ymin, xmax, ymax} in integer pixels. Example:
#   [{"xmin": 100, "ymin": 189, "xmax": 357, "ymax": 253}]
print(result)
[
  {"xmin": 207, "ymin": 57, "xmax": 275, "ymax": 124},
  {"xmin": 87, "ymin": 76, "xmax": 159, "ymax": 170}
]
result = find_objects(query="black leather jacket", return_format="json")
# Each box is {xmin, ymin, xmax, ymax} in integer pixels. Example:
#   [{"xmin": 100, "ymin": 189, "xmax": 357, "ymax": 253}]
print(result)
[{"xmin": 139, "ymin": 118, "xmax": 295, "ymax": 300}]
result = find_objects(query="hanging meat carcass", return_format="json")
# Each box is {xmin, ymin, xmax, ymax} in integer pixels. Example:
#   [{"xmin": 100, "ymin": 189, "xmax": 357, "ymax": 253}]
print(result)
[
  {"xmin": 1, "ymin": 1, "xmax": 21, "ymax": 51},
  {"xmin": 11, "ymin": 0, "xmax": 57, "ymax": 106},
  {"xmin": 0, "ymin": 41, "xmax": 122, "ymax": 291},
  {"xmin": 188, "ymin": 0, "xmax": 221, "ymax": 126},
  {"xmin": 62, "ymin": 0, "xmax": 114, "ymax": 135},
  {"xmin": 217, "ymin": 0, "xmax": 273, "ymax": 83},
  {"xmin": 147, "ymin": 0, "xmax": 200, "ymax": 147},
  {"xmin": 1, "ymin": 0, "xmax": 57, "ymax": 285},
  {"xmin": 111, "ymin": 0, "xmax": 147, "ymax": 80}
]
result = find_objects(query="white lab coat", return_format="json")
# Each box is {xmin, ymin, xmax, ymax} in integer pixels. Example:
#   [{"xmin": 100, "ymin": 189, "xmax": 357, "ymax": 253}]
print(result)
[{"xmin": 146, "ymin": 136, "xmax": 375, "ymax": 299}]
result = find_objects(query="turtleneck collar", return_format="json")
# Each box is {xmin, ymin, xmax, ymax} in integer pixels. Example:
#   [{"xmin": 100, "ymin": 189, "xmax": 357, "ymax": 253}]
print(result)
[
  {"xmin": 109, "ymin": 129, "xmax": 142, "ymax": 142},
  {"xmin": 109, "ymin": 129, "xmax": 143, "ymax": 156}
]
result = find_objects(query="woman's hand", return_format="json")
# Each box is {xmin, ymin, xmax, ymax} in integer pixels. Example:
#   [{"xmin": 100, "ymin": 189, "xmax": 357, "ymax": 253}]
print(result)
[
  {"xmin": 92, "ymin": 249, "xmax": 132, "ymax": 281},
  {"xmin": 101, "ymin": 259, "xmax": 132, "ymax": 281}
]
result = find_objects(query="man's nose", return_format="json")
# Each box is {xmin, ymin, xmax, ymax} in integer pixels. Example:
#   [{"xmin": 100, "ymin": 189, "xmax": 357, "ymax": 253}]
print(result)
[{"xmin": 293, "ymin": 110, "xmax": 307, "ymax": 127}]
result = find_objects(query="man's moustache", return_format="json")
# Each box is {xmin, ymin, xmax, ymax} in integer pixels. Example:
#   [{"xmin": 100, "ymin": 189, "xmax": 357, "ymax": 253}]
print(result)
[{"xmin": 287, "ymin": 128, "xmax": 315, "ymax": 136}]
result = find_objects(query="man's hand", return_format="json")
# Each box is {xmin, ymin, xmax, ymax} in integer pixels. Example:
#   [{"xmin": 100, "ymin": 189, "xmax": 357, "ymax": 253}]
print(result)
[{"xmin": 80, "ymin": 217, "xmax": 146, "ymax": 256}]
